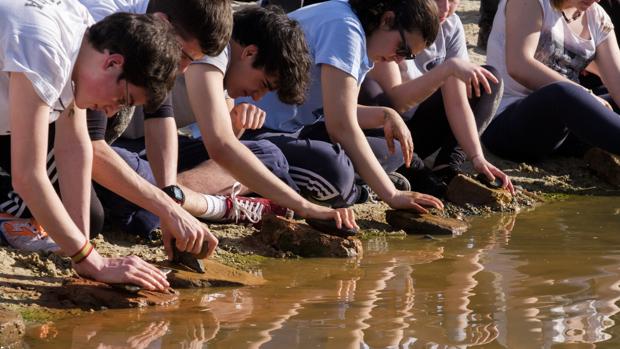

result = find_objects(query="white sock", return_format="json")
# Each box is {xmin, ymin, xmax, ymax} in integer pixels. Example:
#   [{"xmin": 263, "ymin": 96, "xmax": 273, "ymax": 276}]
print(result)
[{"xmin": 198, "ymin": 194, "xmax": 227, "ymax": 220}]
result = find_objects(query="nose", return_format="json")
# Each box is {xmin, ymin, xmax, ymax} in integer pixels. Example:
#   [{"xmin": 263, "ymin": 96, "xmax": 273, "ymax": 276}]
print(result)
[{"xmin": 436, "ymin": 0, "xmax": 449, "ymax": 16}]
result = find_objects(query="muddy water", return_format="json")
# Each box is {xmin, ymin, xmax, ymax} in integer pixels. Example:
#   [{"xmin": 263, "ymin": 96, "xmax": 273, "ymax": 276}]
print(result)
[{"xmin": 22, "ymin": 196, "xmax": 620, "ymax": 348}]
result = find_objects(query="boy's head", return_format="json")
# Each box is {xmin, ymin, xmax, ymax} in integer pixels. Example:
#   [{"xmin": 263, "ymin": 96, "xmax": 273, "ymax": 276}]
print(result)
[
  {"xmin": 147, "ymin": 0, "xmax": 233, "ymax": 71},
  {"xmin": 226, "ymin": 6, "xmax": 311, "ymax": 105},
  {"xmin": 76, "ymin": 13, "xmax": 180, "ymax": 115}
]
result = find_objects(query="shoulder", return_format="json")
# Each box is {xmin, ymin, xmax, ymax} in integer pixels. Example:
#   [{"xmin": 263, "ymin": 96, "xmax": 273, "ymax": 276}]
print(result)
[{"xmin": 589, "ymin": 3, "xmax": 615, "ymax": 36}]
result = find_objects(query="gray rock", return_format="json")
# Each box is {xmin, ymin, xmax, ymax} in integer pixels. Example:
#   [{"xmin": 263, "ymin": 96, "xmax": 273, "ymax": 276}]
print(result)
[
  {"xmin": 258, "ymin": 215, "xmax": 363, "ymax": 258},
  {"xmin": 585, "ymin": 147, "xmax": 620, "ymax": 187},
  {"xmin": 0, "ymin": 309, "xmax": 25, "ymax": 347},
  {"xmin": 447, "ymin": 174, "xmax": 513, "ymax": 208},
  {"xmin": 385, "ymin": 210, "xmax": 469, "ymax": 236}
]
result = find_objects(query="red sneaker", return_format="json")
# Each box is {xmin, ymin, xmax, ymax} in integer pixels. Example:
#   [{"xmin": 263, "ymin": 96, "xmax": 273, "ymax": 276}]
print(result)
[{"xmin": 221, "ymin": 183, "xmax": 293, "ymax": 227}]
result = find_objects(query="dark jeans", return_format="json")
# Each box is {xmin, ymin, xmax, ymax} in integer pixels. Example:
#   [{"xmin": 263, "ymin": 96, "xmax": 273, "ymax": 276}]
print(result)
[
  {"xmin": 482, "ymin": 81, "xmax": 620, "ymax": 161},
  {"xmin": 95, "ymin": 136, "xmax": 298, "ymax": 237}
]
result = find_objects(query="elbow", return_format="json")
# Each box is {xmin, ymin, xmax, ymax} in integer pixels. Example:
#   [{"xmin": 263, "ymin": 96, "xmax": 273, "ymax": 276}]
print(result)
[
  {"xmin": 203, "ymin": 139, "xmax": 229, "ymax": 163},
  {"xmin": 505, "ymin": 56, "xmax": 530, "ymax": 85}
]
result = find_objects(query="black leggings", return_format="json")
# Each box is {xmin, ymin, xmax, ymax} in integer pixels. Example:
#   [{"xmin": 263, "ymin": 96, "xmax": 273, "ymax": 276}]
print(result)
[
  {"xmin": 482, "ymin": 81, "xmax": 620, "ymax": 161},
  {"xmin": 359, "ymin": 65, "xmax": 503, "ymax": 171}
]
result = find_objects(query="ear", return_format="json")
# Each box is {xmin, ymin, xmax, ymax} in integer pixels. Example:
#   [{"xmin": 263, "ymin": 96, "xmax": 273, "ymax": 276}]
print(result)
[
  {"xmin": 380, "ymin": 11, "xmax": 396, "ymax": 29},
  {"xmin": 240, "ymin": 44, "xmax": 259, "ymax": 61},
  {"xmin": 104, "ymin": 52, "xmax": 125, "ymax": 71}
]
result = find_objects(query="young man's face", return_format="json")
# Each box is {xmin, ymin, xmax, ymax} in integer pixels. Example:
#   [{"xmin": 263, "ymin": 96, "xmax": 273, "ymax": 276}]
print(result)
[
  {"xmin": 225, "ymin": 44, "xmax": 277, "ymax": 101},
  {"xmin": 73, "ymin": 52, "xmax": 148, "ymax": 116}
]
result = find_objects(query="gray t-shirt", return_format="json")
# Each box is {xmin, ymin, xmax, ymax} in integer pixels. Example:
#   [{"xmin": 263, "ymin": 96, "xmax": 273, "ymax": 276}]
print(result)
[{"xmin": 401, "ymin": 13, "xmax": 468, "ymax": 118}]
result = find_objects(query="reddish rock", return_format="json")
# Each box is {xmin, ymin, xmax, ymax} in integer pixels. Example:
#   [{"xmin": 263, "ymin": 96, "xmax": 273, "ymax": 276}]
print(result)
[
  {"xmin": 0, "ymin": 309, "xmax": 25, "ymax": 347},
  {"xmin": 49, "ymin": 277, "xmax": 178, "ymax": 309},
  {"xmin": 585, "ymin": 147, "xmax": 620, "ymax": 186},
  {"xmin": 156, "ymin": 259, "xmax": 266, "ymax": 288},
  {"xmin": 386, "ymin": 210, "xmax": 469, "ymax": 236},
  {"xmin": 446, "ymin": 174, "xmax": 512, "ymax": 208},
  {"xmin": 258, "ymin": 215, "xmax": 363, "ymax": 258}
]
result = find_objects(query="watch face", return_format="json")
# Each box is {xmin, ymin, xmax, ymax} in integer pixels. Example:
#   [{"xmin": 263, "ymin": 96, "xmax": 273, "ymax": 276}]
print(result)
[
  {"xmin": 164, "ymin": 185, "xmax": 185, "ymax": 204},
  {"xmin": 172, "ymin": 186, "xmax": 183, "ymax": 200}
]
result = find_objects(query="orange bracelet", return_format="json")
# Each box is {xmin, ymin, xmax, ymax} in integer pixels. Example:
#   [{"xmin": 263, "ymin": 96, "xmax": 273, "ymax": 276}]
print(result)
[{"xmin": 70, "ymin": 240, "xmax": 94, "ymax": 264}]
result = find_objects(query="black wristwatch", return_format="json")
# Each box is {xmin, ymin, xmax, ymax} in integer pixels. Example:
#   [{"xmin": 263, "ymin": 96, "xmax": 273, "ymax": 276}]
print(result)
[{"xmin": 162, "ymin": 185, "xmax": 185, "ymax": 205}]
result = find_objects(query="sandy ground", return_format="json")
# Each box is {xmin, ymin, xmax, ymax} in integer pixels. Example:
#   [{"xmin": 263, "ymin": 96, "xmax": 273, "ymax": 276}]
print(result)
[{"xmin": 1, "ymin": 0, "xmax": 619, "ymax": 323}]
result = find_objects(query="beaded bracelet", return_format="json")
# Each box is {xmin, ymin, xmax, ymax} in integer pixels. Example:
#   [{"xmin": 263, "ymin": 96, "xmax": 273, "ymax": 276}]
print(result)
[{"xmin": 70, "ymin": 240, "xmax": 94, "ymax": 264}]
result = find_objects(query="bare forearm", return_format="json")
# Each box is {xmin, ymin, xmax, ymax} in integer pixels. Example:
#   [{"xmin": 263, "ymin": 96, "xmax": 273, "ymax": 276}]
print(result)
[
  {"xmin": 386, "ymin": 63, "xmax": 450, "ymax": 113},
  {"xmin": 442, "ymin": 78, "xmax": 484, "ymax": 158},
  {"xmin": 206, "ymin": 137, "xmax": 312, "ymax": 212},
  {"xmin": 145, "ymin": 117, "xmax": 178, "ymax": 188},
  {"xmin": 328, "ymin": 119, "xmax": 396, "ymax": 201},
  {"xmin": 14, "ymin": 173, "xmax": 85, "ymax": 254},
  {"xmin": 356, "ymin": 105, "xmax": 389, "ymax": 129},
  {"xmin": 54, "ymin": 108, "xmax": 92, "ymax": 236},
  {"xmin": 509, "ymin": 57, "xmax": 579, "ymax": 91}
]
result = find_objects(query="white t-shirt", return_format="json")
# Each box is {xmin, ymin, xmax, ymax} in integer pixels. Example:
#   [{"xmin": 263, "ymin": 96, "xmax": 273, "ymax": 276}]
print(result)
[
  {"xmin": 0, "ymin": 0, "xmax": 93, "ymax": 135},
  {"xmin": 238, "ymin": 0, "xmax": 373, "ymax": 133},
  {"xmin": 487, "ymin": 0, "xmax": 614, "ymax": 114},
  {"xmin": 401, "ymin": 13, "xmax": 469, "ymax": 117},
  {"xmin": 78, "ymin": 0, "xmax": 149, "ymax": 20}
]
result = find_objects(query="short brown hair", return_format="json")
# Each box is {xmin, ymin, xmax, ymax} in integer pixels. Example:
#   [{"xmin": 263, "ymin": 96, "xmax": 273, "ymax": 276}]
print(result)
[
  {"xmin": 88, "ymin": 13, "xmax": 180, "ymax": 111},
  {"xmin": 233, "ymin": 6, "xmax": 311, "ymax": 105},
  {"xmin": 147, "ymin": 0, "xmax": 233, "ymax": 56},
  {"xmin": 349, "ymin": 0, "xmax": 440, "ymax": 47}
]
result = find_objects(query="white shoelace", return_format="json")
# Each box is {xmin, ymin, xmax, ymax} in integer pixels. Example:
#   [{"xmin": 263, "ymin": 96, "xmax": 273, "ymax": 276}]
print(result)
[{"xmin": 226, "ymin": 182, "xmax": 264, "ymax": 224}]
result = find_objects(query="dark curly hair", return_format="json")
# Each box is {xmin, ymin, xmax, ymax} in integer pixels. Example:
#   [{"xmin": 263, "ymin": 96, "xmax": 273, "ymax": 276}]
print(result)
[
  {"xmin": 147, "ymin": 0, "xmax": 233, "ymax": 56},
  {"xmin": 232, "ymin": 5, "xmax": 311, "ymax": 105},
  {"xmin": 88, "ymin": 13, "xmax": 180, "ymax": 112},
  {"xmin": 349, "ymin": 0, "xmax": 440, "ymax": 47}
]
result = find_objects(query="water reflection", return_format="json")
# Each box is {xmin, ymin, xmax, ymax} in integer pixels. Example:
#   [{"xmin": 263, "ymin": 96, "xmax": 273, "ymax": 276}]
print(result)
[{"xmin": 23, "ymin": 197, "xmax": 620, "ymax": 348}]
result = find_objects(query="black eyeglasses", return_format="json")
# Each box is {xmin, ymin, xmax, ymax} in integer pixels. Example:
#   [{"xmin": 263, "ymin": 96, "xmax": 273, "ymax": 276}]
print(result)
[
  {"xmin": 181, "ymin": 48, "xmax": 196, "ymax": 62},
  {"xmin": 396, "ymin": 26, "xmax": 415, "ymax": 60}
]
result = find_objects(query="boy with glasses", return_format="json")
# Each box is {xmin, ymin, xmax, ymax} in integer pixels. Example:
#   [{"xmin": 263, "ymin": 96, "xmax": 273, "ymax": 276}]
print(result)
[
  {"xmin": 0, "ymin": 1, "xmax": 179, "ymax": 290},
  {"xmin": 360, "ymin": 0, "xmax": 513, "ymax": 197}
]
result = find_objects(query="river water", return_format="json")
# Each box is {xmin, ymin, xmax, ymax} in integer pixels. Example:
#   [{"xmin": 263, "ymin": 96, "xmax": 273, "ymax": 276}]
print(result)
[{"xmin": 22, "ymin": 196, "xmax": 620, "ymax": 348}]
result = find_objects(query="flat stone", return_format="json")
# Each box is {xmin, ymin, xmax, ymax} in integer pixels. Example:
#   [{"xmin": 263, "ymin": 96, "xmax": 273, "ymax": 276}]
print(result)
[
  {"xmin": 385, "ymin": 210, "xmax": 469, "ymax": 236},
  {"xmin": 0, "ymin": 309, "xmax": 25, "ymax": 347},
  {"xmin": 258, "ymin": 215, "xmax": 363, "ymax": 258},
  {"xmin": 156, "ymin": 259, "xmax": 266, "ymax": 288},
  {"xmin": 446, "ymin": 174, "xmax": 512, "ymax": 208},
  {"xmin": 585, "ymin": 147, "xmax": 620, "ymax": 186},
  {"xmin": 48, "ymin": 277, "xmax": 178, "ymax": 309}
]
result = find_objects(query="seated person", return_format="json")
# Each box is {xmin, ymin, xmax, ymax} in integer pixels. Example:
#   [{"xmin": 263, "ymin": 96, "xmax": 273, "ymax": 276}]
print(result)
[
  {"xmin": 359, "ymin": 0, "xmax": 513, "ymax": 196},
  {"xmin": 82, "ymin": 2, "xmax": 357, "ymax": 238},
  {"xmin": 240, "ymin": 0, "xmax": 445, "ymax": 212},
  {"xmin": 481, "ymin": 0, "xmax": 620, "ymax": 162},
  {"xmin": 0, "ymin": 4, "xmax": 179, "ymax": 290}
]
